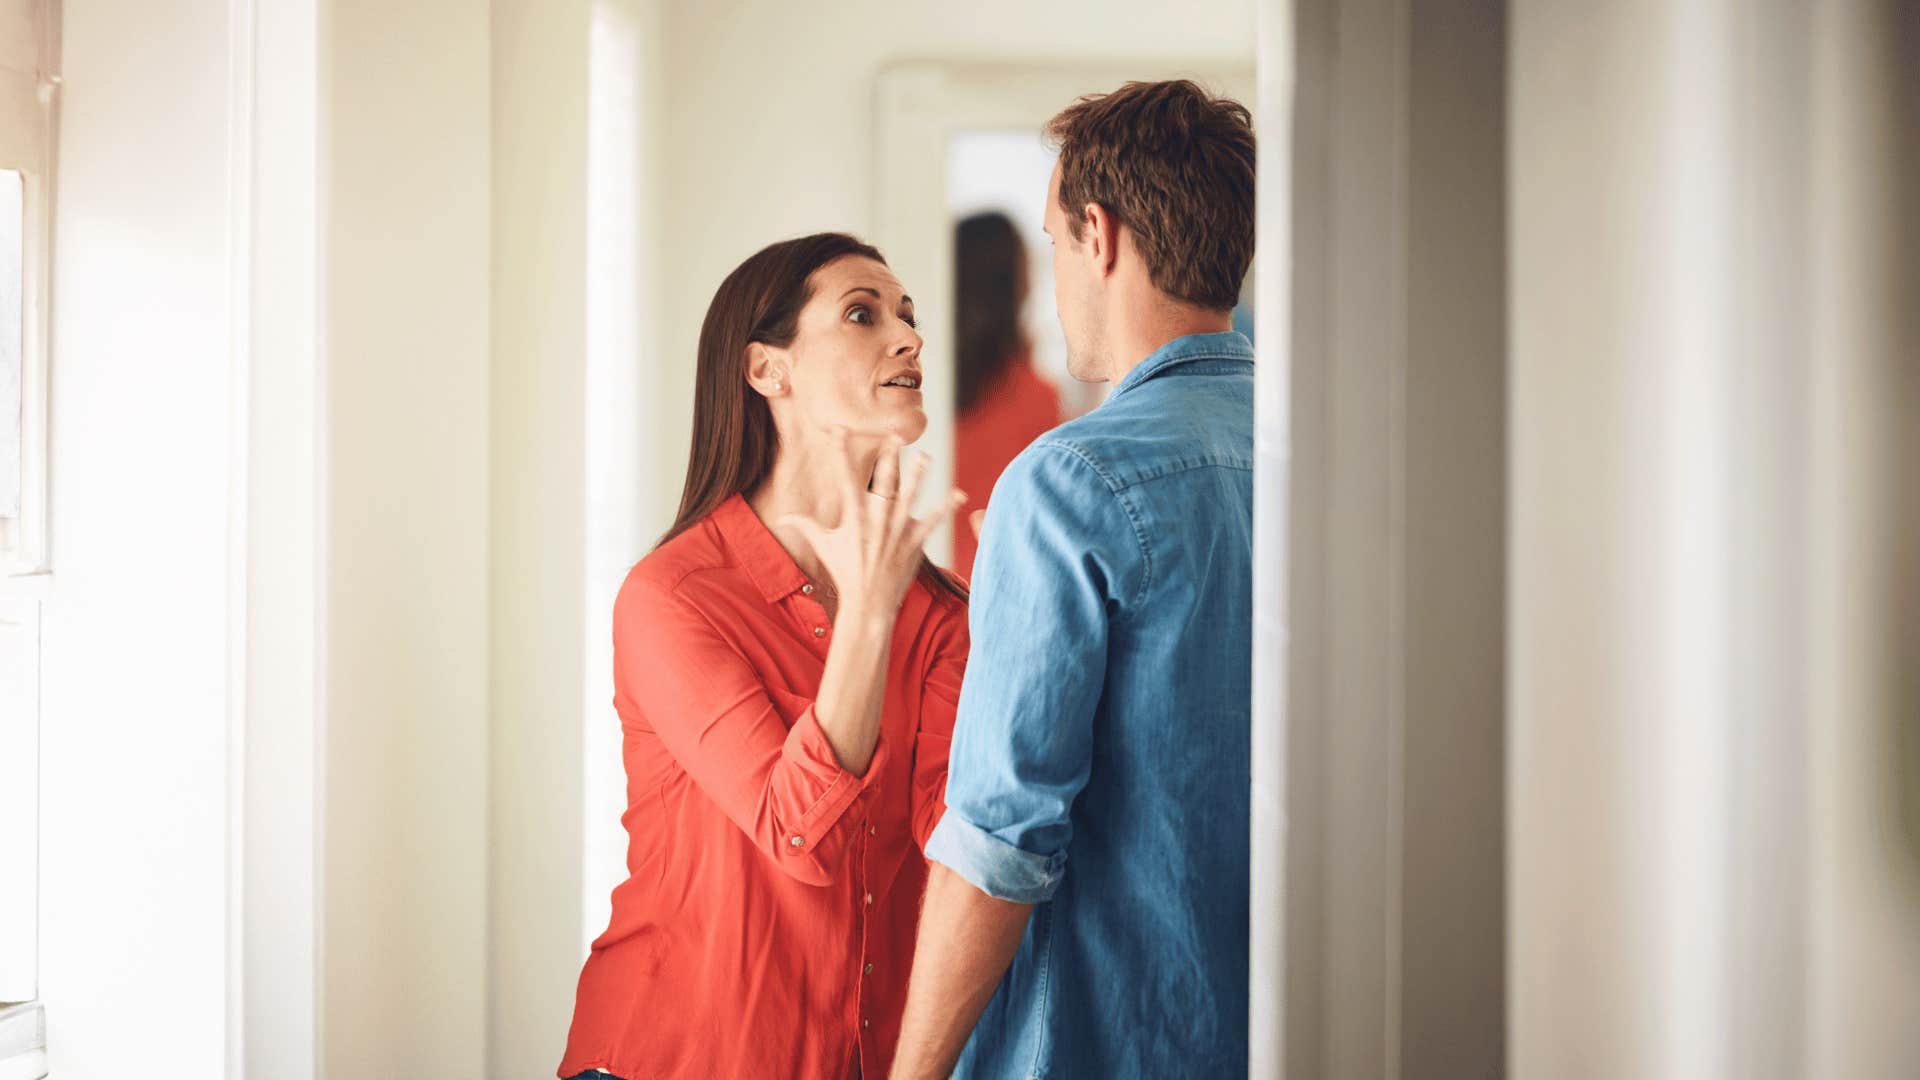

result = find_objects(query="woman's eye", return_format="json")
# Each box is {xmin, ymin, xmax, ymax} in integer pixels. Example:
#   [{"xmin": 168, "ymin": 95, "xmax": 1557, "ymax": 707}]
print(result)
[
  {"xmin": 902, "ymin": 314, "xmax": 918, "ymax": 329},
  {"xmin": 847, "ymin": 306, "xmax": 871, "ymax": 325}
]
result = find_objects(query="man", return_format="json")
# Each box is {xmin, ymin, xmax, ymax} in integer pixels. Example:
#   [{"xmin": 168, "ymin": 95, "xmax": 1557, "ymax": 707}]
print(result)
[{"xmin": 892, "ymin": 80, "xmax": 1256, "ymax": 1079}]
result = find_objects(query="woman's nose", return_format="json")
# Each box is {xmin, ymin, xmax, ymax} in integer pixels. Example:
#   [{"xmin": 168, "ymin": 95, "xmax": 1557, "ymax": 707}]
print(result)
[{"xmin": 891, "ymin": 329, "xmax": 922, "ymax": 357}]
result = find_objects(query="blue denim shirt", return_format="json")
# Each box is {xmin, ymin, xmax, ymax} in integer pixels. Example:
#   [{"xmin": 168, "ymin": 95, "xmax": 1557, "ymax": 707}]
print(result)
[{"xmin": 925, "ymin": 331, "xmax": 1254, "ymax": 1079}]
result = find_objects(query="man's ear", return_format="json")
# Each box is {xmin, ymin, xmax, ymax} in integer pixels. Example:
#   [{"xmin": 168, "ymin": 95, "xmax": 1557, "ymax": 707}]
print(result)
[
  {"xmin": 745, "ymin": 342, "xmax": 789, "ymax": 398},
  {"xmin": 1081, "ymin": 202, "xmax": 1121, "ymax": 278}
]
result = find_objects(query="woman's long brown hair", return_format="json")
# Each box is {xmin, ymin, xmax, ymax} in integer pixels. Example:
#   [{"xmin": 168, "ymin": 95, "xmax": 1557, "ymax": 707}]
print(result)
[
  {"xmin": 660, "ymin": 232, "xmax": 967, "ymax": 604},
  {"xmin": 954, "ymin": 212, "xmax": 1029, "ymax": 416}
]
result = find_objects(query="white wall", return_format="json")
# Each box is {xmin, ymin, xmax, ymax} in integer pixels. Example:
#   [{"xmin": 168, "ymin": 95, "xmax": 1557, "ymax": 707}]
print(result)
[
  {"xmin": 1510, "ymin": 1, "xmax": 1920, "ymax": 1076},
  {"xmin": 39, "ymin": 1, "xmax": 495, "ymax": 1074},
  {"xmin": 36, "ymin": 0, "xmax": 236, "ymax": 1073},
  {"xmin": 1249, "ymin": 2, "xmax": 1293, "ymax": 1075},
  {"xmin": 239, "ymin": 0, "xmax": 323, "ymax": 1074},
  {"xmin": 1273, "ymin": 2, "xmax": 1508, "ymax": 1077},
  {"xmin": 320, "ymin": 0, "xmax": 491, "ymax": 1074},
  {"xmin": 1510, "ymin": 4, "xmax": 1751, "ymax": 1073},
  {"xmin": 485, "ymin": 4, "xmax": 679, "ymax": 1078},
  {"xmin": 38, "ymin": 4, "xmax": 661, "ymax": 1075},
  {"xmin": 488, "ymin": 2, "xmax": 591, "ymax": 1077}
]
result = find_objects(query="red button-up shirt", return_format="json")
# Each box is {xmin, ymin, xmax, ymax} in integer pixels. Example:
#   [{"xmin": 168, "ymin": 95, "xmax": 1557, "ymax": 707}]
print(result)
[{"xmin": 559, "ymin": 493, "xmax": 966, "ymax": 1080}]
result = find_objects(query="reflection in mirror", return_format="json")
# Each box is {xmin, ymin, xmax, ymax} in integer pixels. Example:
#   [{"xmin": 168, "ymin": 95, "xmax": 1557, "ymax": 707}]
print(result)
[
  {"xmin": 948, "ymin": 131, "xmax": 1104, "ymax": 418},
  {"xmin": 943, "ymin": 131, "xmax": 1256, "ymax": 579},
  {"xmin": 946, "ymin": 133, "xmax": 1082, "ymax": 578}
]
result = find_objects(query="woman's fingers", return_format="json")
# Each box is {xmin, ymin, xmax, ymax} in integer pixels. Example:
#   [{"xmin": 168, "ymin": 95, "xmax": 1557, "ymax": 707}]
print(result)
[
  {"xmin": 807, "ymin": 436, "xmax": 957, "ymax": 590},
  {"xmin": 866, "ymin": 439, "xmax": 906, "ymax": 550},
  {"xmin": 891, "ymin": 453, "xmax": 930, "ymax": 531},
  {"xmin": 870, "ymin": 437, "xmax": 902, "ymax": 501},
  {"xmin": 906, "ymin": 489, "xmax": 968, "ymax": 550}
]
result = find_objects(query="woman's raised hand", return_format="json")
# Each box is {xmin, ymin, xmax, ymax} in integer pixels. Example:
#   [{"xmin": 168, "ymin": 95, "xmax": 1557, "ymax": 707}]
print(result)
[{"xmin": 779, "ymin": 429, "xmax": 966, "ymax": 617}]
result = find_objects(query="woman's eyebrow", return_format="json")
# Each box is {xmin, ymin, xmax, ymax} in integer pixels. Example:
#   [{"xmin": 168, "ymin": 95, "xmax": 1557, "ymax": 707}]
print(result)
[{"xmin": 837, "ymin": 286, "xmax": 913, "ymax": 307}]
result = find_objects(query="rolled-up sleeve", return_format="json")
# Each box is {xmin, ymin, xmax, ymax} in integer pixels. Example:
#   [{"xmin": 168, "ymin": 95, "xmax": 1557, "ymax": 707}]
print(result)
[
  {"xmin": 613, "ymin": 569, "xmax": 883, "ymax": 885},
  {"xmin": 925, "ymin": 807, "xmax": 1068, "ymax": 903},
  {"xmin": 926, "ymin": 443, "xmax": 1142, "ymax": 904}
]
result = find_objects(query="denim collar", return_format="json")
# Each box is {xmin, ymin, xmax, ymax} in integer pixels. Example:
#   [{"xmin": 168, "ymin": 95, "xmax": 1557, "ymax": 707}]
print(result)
[{"xmin": 1109, "ymin": 331, "xmax": 1256, "ymax": 398}]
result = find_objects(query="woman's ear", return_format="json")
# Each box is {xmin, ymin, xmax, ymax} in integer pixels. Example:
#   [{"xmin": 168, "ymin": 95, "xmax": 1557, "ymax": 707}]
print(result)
[{"xmin": 745, "ymin": 342, "xmax": 790, "ymax": 398}]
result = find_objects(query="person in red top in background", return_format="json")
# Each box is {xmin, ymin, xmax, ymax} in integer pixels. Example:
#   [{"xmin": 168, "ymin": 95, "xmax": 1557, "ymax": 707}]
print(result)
[
  {"xmin": 557, "ymin": 233, "xmax": 969, "ymax": 1080},
  {"xmin": 952, "ymin": 212, "xmax": 1063, "ymax": 579}
]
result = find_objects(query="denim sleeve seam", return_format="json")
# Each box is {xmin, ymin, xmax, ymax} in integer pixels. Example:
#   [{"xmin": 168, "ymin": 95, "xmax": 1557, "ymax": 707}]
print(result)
[
  {"xmin": 1027, "ymin": 900, "xmax": 1057, "ymax": 1080},
  {"xmin": 1035, "ymin": 441, "xmax": 1155, "ymax": 611}
]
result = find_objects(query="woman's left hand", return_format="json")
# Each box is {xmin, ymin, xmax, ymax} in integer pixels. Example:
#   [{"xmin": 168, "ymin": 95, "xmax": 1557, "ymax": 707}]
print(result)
[{"xmin": 778, "ymin": 430, "xmax": 965, "ymax": 619}]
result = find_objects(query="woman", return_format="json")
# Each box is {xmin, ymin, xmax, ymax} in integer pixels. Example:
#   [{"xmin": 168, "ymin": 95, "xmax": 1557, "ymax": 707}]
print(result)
[
  {"xmin": 558, "ymin": 233, "xmax": 969, "ymax": 1080},
  {"xmin": 952, "ymin": 211, "xmax": 1062, "ymax": 579}
]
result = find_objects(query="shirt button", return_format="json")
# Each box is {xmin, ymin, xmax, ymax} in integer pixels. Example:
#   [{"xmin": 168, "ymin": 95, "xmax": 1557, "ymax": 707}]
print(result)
[
  {"xmin": 801, "ymin": 583, "xmax": 815, "ymax": 595},
  {"xmin": 863, "ymin": 893, "xmax": 873, "ymax": 906},
  {"xmin": 813, "ymin": 626, "xmax": 826, "ymax": 638},
  {"xmin": 862, "ymin": 1018, "xmax": 871, "ymax": 1030},
  {"xmin": 789, "ymin": 835, "xmax": 804, "ymax": 848},
  {"xmin": 869, "ymin": 824, "xmax": 877, "ymax": 836},
  {"xmin": 864, "ymin": 963, "xmax": 874, "ymax": 975}
]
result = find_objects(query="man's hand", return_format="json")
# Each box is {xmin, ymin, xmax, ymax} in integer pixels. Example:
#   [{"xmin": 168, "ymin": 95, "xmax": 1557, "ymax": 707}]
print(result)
[{"xmin": 889, "ymin": 862, "xmax": 1034, "ymax": 1080}]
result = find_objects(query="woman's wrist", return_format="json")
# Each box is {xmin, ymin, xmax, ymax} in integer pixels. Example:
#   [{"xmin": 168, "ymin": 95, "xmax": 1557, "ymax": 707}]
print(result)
[{"xmin": 834, "ymin": 592, "xmax": 901, "ymax": 636}]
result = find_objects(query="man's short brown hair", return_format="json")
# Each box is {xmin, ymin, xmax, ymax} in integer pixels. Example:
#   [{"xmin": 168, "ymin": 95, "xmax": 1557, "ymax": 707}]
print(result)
[{"xmin": 1044, "ymin": 79, "xmax": 1256, "ymax": 312}]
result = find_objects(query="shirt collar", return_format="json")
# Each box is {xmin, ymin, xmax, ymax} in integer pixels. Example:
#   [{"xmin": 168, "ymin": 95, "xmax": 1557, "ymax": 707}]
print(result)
[
  {"xmin": 711, "ymin": 492, "xmax": 810, "ymax": 603},
  {"xmin": 1110, "ymin": 330, "xmax": 1255, "ymax": 398}
]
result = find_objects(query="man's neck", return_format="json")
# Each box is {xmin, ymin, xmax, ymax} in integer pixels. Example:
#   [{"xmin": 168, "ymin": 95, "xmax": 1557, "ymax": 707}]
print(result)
[{"xmin": 1105, "ymin": 306, "xmax": 1236, "ymax": 386}]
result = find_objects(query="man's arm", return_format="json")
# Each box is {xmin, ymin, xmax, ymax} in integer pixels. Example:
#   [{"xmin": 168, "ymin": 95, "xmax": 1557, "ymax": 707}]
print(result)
[
  {"xmin": 891, "ymin": 444, "xmax": 1138, "ymax": 1078},
  {"xmin": 890, "ymin": 863, "xmax": 1032, "ymax": 1080}
]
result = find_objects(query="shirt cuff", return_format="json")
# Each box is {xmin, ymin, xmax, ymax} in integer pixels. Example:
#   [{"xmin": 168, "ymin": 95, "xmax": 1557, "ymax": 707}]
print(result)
[
  {"xmin": 781, "ymin": 704, "xmax": 890, "ymax": 847},
  {"xmin": 925, "ymin": 811, "xmax": 1067, "ymax": 904}
]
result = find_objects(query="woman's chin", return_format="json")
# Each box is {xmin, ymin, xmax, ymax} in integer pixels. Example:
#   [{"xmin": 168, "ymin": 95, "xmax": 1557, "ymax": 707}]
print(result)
[{"xmin": 880, "ymin": 408, "xmax": 928, "ymax": 443}]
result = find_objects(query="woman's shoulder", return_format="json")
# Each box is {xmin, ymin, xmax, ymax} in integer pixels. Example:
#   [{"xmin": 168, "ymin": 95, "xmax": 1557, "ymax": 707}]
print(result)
[{"xmin": 619, "ymin": 518, "xmax": 734, "ymax": 608}]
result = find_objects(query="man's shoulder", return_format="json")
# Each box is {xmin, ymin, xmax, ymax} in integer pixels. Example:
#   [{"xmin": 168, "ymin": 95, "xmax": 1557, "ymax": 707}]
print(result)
[
  {"xmin": 979, "ymin": 433, "xmax": 1136, "ymax": 557},
  {"xmin": 1018, "ymin": 393, "xmax": 1252, "ymax": 495},
  {"xmin": 999, "ymin": 422, "xmax": 1124, "ymax": 500}
]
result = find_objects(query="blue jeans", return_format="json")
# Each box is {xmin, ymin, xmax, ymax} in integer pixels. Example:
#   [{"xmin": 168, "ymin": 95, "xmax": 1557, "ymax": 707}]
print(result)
[{"xmin": 565, "ymin": 1073, "xmax": 623, "ymax": 1080}]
